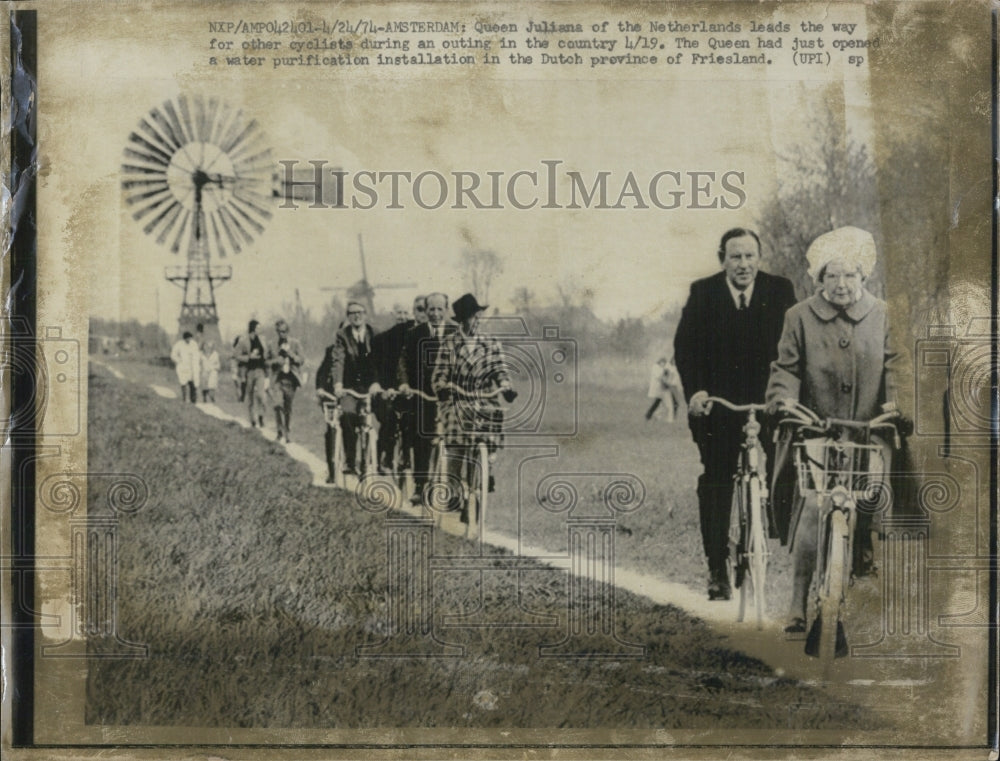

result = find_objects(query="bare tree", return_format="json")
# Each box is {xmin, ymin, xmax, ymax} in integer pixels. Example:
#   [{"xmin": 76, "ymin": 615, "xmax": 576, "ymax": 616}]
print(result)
[
  {"xmin": 511, "ymin": 286, "xmax": 535, "ymax": 315},
  {"xmin": 756, "ymin": 98, "xmax": 881, "ymax": 301},
  {"xmin": 459, "ymin": 248, "xmax": 504, "ymax": 304}
]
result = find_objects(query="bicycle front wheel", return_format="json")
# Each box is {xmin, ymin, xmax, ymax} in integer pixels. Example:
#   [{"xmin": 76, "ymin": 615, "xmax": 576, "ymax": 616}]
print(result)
[
  {"xmin": 817, "ymin": 508, "xmax": 849, "ymax": 661},
  {"xmin": 747, "ymin": 475, "xmax": 768, "ymax": 630},
  {"xmin": 333, "ymin": 424, "xmax": 346, "ymax": 489},
  {"xmin": 727, "ymin": 478, "xmax": 748, "ymax": 622}
]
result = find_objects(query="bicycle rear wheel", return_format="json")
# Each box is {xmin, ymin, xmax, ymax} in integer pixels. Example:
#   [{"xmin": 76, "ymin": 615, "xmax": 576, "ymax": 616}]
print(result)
[{"xmin": 392, "ymin": 434, "xmax": 409, "ymax": 494}]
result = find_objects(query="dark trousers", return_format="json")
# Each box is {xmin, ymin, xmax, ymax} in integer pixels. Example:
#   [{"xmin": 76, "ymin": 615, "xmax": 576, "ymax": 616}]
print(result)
[
  {"xmin": 412, "ymin": 399, "xmax": 438, "ymax": 493},
  {"xmin": 272, "ymin": 378, "xmax": 296, "ymax": 437},
  {"xmin": 375, "ymin": 396, "xmax": 396, "ymax": 467},
  {"xmin": 324, "ymin": 425, "xmax": 338, "ymax": 480},
  {"xmin": 181, "ymin": 381, "xmax": 197, "ymax": 403}
]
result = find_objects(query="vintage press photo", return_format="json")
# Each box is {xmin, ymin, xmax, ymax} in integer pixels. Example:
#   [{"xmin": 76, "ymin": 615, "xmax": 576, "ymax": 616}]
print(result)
[{"xmin": 1, "ymin": 0, "xmax": 996, "ymax": 758}]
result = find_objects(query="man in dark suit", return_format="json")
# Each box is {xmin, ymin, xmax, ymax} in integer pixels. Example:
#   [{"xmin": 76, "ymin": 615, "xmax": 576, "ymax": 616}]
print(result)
[
  {"xmin": 372, "ymin": 304, "xmax": 415, "ymax": 471},
  {"xmin": 397, "ymin": 292, "xmax": 456, "ymax": 503},
  {"xmin": 327, "ymin": 301, "xmax": 379, "ymax": 475},
  {"xmin": 674, "ymin": 228, "xmax": 796, "ymax": 600}
]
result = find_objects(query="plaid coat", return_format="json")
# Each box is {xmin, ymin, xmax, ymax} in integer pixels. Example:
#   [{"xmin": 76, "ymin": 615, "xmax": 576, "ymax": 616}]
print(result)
[{"xmin": 431, "ymin": 330, "xmax": 509, "ymax": 451}]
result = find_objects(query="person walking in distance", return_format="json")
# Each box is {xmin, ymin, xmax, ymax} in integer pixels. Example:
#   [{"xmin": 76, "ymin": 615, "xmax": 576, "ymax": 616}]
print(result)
[
  {"xmin": 170, "ymin": 330, "xmax": 201, "ymax": 403},
  {"xmin": 270, "ymin": 318, "xmax": 305, "ymax": 443},
  {"xmin": 200, "ymin": 339, "xmax": 220, "ymax": 403},
  {"xmin": 234, "ymin": 319, "xmax": 271, "ymax": 428},
  {"xmin": 674, "ymin": 228, "xmax": 796, "ymax": 600}
]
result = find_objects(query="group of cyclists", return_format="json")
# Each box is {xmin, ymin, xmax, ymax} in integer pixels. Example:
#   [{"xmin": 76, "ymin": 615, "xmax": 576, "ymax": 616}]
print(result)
[
  {"xmin": 230, "ymin": 291, "xmax": 515, "ymax": 526},
  {"xmin": 223, "ymin": 223, "xmax": 911, "ymax": 659}
]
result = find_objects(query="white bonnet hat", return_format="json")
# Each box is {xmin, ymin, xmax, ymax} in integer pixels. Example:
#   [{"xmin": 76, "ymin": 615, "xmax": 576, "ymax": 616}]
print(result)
[{"xmin": 805, "ymin": 226, "xmax": 877, "ymax": 282}]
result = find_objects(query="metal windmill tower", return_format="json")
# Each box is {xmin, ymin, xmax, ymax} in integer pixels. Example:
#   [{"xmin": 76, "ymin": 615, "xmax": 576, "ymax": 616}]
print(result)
[{"xmin": 121, "ymin": 96, "xmax": 275, "ymax": 343}]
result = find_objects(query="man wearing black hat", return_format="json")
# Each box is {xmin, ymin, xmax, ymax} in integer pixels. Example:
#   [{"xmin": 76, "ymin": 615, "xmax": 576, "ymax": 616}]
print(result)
[
  {"xmin": 431, "ymin": 293, "xmax": 514, "ymax": 522},
  {"xmin": 234, "ymin": 319, "xmax": 271, "ymax": 427}
]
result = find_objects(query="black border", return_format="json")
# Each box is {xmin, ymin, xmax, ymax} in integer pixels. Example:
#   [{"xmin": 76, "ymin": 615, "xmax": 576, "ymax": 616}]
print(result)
[
  {"xmin": 9, "ymin": 6, "xmax": 37, "ymax": 749},
  {"xmin": 5, "ymin": 2, "xmax": 998, "ymax": 755}
]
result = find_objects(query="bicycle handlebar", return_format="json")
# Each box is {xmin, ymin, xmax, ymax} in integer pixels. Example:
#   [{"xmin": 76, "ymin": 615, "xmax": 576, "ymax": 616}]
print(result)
[
  {"xmin": 704, "ymin": 397, "xmax": 767, "ymax": 413},
  {"xmin": 446, "ymin": 383, "xmax": 506, "ymax": 399},
  {"xmin": 777, "ymin": 401, "xmax": 900, "ymax": 444}
]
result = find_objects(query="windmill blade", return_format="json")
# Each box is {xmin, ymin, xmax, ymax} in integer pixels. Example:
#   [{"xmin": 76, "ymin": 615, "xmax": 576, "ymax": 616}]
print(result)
[
  {"xmin": 226, "ymin": 196, "xmax": 267, "ymax": 235},
  {"xmin": 121, "ymin": 162, "xmax": 170, "ymax": 177},
  {"xmin": 162, "ymin": 99, "xmax": 191, "ymax": 147},
  {"xmin": 206, "ymin": 212, "xmax": 230, "ymax": 259},
  {"xmin": 154, "ymin": 202, "xmax": 185, "ymax": 246},
  {"xmin": 149, "ymin": 106, "xmax": 184, "ymax": 152},
  {"xmin": 215, "ymin": 205, "xmax": 243, "ymax": 254},
  {"xmin": 122, "ymin": 177, "xmax": 169, "ymax": 191},
  {"xmin": 130, "ymin": 191, "xmax": 174, "ymax": 221},
  {"xmin": 206, "ymin": 98, "xmax": 227, "ymax": 146},
  {"xmin": 230, "ymin": 190, "xmax": 273, "ymax": 221},
  {"xmin": 218, "ymin": 204, "xmax": 254, "ymax": 245},
  {"xmin": 222, "ymin": 117, "xmax": 261, "ymax": 157},
  {"xmin": 358, "ymin": 234, "xmax": 369, "ymax": 283},
  {"xmin": 125, "ymin": 185, "xmax": 172, "ymax": 207},
  {"xmin": 177, "ymin": 95, "xmax": 197, "ymax": 146},
  {"xmin": 228, "ymin": 129, "xmax": 268, "ymax": 164},
  {"xmin": 123, "ymin": 148, "xmax": 170, "ymax": 174},
  {"xmin": 169, "ymin": 209, "xmax": 191, "ymax": 254},
  {"xmin": 127, "ymin": 131, "xmax": 173, "ymax": 166},
  {"xmin": 139, "ymin": 114, "xmax": 179, "ymax": 154},
  {"xmin": 141, "ymin": 198, "xmax": 181, "ymax": 234},
  {"xmin": 192, "ymin": 95, "xmax": 208, "ymax": 143}
]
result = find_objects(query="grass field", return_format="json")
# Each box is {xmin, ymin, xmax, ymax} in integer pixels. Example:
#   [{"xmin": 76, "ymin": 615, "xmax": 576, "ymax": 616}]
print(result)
[{"xmin": 85, "ymin": 365, "xmax": 877, "ymax": 730}]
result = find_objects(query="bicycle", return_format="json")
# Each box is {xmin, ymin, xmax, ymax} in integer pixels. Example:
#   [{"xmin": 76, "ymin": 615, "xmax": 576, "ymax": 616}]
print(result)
[
  {"xmin": 318, "ymin": 387, "xmax": 383, "ymax": 481},
  {"xmin": 317, "ymin": 388, "xmax": 345, "ymax": 488},
  {"xmin": 705, "ymin": 396, "xmax": 770, "ymax": 630},
  {"xmin": 778, "ymin": 402, "xmax": 899, "ymax": 661},
  {"xmin": 383, "ymin": 386, "xmax": 438, "ymax": 502},
  {"xmin": 439, "ymin": 384, "xmax": 515, "ymax": 540},
  {"xmin": 342, "ymin": 387, "xmax": 381, "ymax": 477}
]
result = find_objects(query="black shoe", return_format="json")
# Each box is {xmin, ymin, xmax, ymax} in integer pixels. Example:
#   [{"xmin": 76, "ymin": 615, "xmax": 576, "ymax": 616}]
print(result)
[
  {"xmin": 326, "ymin": 475, "xmax": 336, "ymax": 484},
  {"xmin": 409, "ymin": 492, "xmax": 423, "ymax": 505},
  {"xmin": 784, "ymin": 617, "xmax": 807, "ymax": 634},
  {"xmin": 343, "ymin": 465, "xmax": 356, "ymax": 476},
  {"xmin": 258, "ymin": 416, "xmax": 265, "ymax": 427}
]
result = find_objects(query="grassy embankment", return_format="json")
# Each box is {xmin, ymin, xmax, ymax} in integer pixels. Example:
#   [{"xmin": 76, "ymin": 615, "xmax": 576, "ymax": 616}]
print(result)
[{"xmin": 86, "ymin": 367, "xmax": 876, "ymax": 730}]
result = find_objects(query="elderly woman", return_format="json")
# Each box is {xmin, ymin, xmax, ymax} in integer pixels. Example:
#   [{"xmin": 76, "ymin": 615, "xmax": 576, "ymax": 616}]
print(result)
[{"xmin": 765, "ymin": 226, "xmax": 901, "ymax": 634}]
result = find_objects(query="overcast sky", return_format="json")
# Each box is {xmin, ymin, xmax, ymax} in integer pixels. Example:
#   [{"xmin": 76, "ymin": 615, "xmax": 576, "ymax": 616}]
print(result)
[{"xmin": 38, "ymin": 2, "xmax": 874, "ymax": 339}]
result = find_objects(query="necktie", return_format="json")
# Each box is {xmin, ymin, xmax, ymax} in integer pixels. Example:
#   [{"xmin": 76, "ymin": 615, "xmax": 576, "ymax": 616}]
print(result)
[{"xmin": 738, "ymin": 293, "xmax": 747, "ymax": 310}]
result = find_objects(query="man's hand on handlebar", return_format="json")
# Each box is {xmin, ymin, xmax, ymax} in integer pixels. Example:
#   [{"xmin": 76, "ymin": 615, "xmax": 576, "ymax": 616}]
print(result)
[
  {"xmin": 500, "ymin": 379, "xmax": 517, "ymax": 403},
  {"xmin": 688, "ymin": 390, "xmax": 712, "ymax": 417}
]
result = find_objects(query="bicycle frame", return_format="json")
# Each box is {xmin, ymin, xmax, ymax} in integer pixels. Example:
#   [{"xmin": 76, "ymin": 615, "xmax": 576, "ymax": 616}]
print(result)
[
  {"xmin": 778, "ymin": 403, "xmax": 898, "ymax": 660},
  {"xmin": 705, "ymin": 397, "xmax": 769, "ymax": 628}
]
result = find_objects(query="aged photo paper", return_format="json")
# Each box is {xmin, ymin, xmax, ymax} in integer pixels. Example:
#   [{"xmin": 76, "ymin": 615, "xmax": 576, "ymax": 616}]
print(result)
[{"xmin": 1, "ymin": 0, "xmax": 996, "ymax": 759}]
